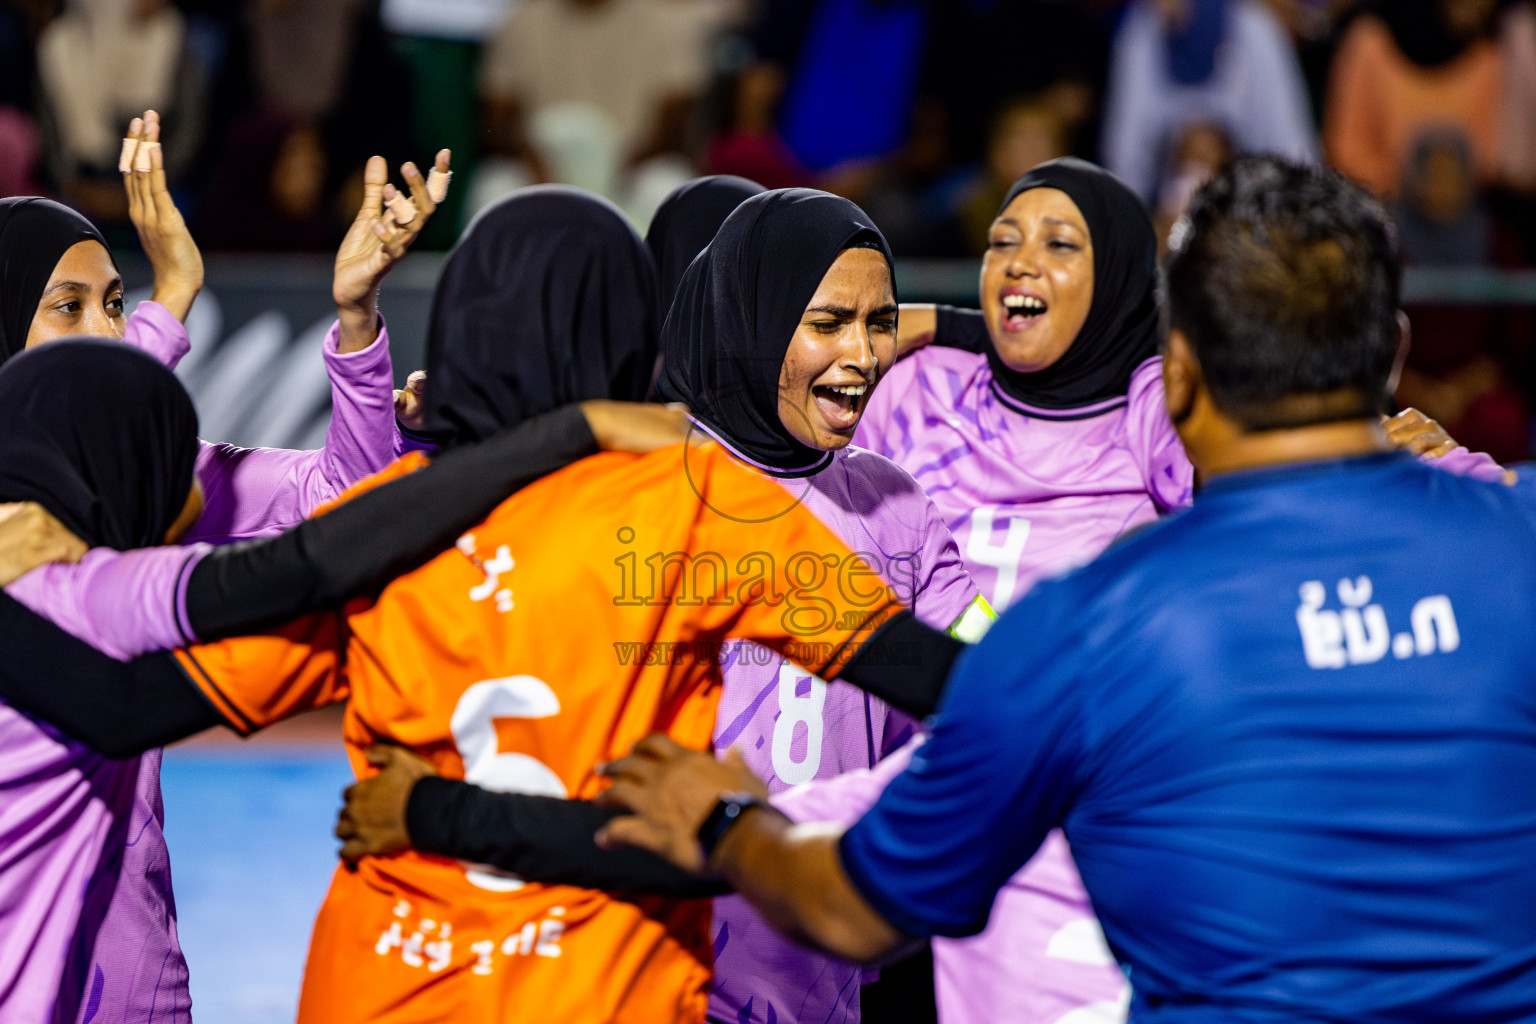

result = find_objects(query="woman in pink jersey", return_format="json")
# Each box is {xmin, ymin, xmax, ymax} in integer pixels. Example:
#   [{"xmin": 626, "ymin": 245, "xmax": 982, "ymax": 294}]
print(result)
[
  {"xmin": 333, "ymin": 185, "xmax": 990, "ymax": 1024},
  {"xmin": 847, "ymin": 158, "xmax": 1507, "ymax": 1024},
  {"xmin": 0, "ymin": 117, "xmax": 452, "ymax": 1024}
]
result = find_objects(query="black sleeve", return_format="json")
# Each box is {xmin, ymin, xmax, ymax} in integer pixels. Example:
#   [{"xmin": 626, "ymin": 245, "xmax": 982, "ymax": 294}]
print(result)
[
  {"xmin": 0, "ymin": 592, "xmax": 223, "ymax": 757},
  {"xmin": 186, "ymin": 404, "xmax": 598, "ymax": 640},
  {"xmin": 406, "ymin": 778, "xmax": 728, "ymax": 899},
  {"xmin": 933, "ymin": 305, "xmax": 990, "ymax": 354},
  {"xmin": 837, "ymin": 609, "xmax": 962, "ymax": 719}
]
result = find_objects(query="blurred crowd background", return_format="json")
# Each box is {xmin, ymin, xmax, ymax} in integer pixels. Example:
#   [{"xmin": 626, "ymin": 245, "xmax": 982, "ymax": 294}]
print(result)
[{"xmin": 4, "ymin": 0, "xmax": 1536, "ymax": 461}]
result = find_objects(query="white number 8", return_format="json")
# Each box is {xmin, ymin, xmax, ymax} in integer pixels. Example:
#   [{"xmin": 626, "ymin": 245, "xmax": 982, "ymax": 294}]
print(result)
[
  {"xmin": 449, "ymin": 676, "xmax": 566, "ymax": 891},
  {"xmin": 771, "ymin": 663, "xmax": 826, "ymax": 786}
]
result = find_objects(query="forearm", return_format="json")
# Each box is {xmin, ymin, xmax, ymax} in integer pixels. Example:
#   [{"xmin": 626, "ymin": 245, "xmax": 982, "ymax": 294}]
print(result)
[
  {"xmin": 895, "ymin": 304, "xmax": 936, "ymax": 356},
  {"xmin": 121, "ymin": 301, "xmax": 192, "ymax": 370},
  {"xmin": 407, "ymin": 780, "xmax": 726, "ymax": 898},
  {"xmin": 713, "ymin": 812, "xmax": 908, "ymax": 962},
  {"xmin": 186, "ymin": 405, "xmax": 598, "ymax": 640},
  {"xmin": 313, "ymin": 318, "xmax": 399, "ymax": 496},
  {"xmin": 0, "ymin": 592, "xmax": 221, "ymax": 757},
  {"xmin": 6, "ymin": 544, "xmax": 207, "ymax": 660}
]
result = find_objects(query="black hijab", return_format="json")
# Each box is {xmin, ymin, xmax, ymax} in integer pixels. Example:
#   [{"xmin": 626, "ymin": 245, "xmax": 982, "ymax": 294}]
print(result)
[
  {"xmin": 657, "ymin": 188, "xmax": 893, "ymax": 477},
  {"xmin": 0, "ymin": 339, "xmax": 199, "ymax": 549},
  {"xmin": 0, "ymin": 198, "xmax": 111, "ymax": 363},
  {"xmin": 987, "ymin": 158, "xmax": 1160, "ymax": 418},
  {"xmin": 646, "ymin": 175, "xmax": 767, "ymax": 312},
  {"xmin": 420, "ymin": 185, "xmax": 659, "ymax": 448}
]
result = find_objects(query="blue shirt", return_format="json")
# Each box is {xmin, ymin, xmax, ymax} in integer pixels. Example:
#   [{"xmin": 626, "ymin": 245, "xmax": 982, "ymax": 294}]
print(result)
[{"xmin": 841, "ymin": 453, "xmax": 1536, "ymax": 1023}]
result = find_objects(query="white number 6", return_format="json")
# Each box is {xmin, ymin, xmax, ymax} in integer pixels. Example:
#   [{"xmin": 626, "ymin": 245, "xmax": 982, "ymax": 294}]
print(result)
[{"xmin": 449, "ymin": 676, "xmax": 566, "ymax": 891}]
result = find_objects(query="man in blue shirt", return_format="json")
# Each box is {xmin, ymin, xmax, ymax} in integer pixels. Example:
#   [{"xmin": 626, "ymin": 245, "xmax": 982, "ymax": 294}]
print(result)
[{"xmin": 596, "ymin": 156, "xmax": 1536, "ymax": 1022}]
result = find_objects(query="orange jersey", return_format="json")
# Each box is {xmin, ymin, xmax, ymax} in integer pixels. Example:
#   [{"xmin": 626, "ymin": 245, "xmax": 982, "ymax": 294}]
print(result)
[{"xmin": 176, "ymin": 443, "xmax": 900, "ymax": 1024}]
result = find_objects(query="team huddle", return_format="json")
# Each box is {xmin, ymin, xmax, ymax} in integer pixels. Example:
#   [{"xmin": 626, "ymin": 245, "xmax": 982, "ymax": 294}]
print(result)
[{"xmin": 0, "ymin": 108, "xmax": 1533, "ymax": 1024}]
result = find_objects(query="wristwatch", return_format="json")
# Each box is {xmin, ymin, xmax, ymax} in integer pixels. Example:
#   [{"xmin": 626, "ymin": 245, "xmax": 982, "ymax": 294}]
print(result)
[{"xmin": 696, "ymin": 791, "xmax": 769, "ymax": 862}]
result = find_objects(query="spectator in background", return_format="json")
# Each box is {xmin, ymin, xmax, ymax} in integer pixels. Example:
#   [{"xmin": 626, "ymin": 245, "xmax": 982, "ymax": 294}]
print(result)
[
  {"xmin": 705, "ymin": 56, "xmax": 814, "ymax": 190},
  {"xmin": 919, "ymin": 0, "xmax": 1108, "ymax": 170},
  {"xmin": 247, "ymin": 0, "xmax": 368, "ymax": 125},
  {"xmin": 202, "ymin": 0, "xmax": 414, "ymax": 250},
  {"xmin": 1324, "ymin": 0, "xmax": 1501, "ymax": 198},
  {"xmin": 766, "ymin": 0, "xmax": 927, "ymax": 187},
  {"xmin": 199, "ymin": 110, "xmax": 338, "ymax": 251},
  {"xmin": 1394, "ymin": 128, "xmax": 1531, "ymax": 464},
  {"xmin": 951, "ymin": 96, "xmax": 1070, "ymax": 255},
  {"xmin": 0, "ymin": 0, "xmax": 39, "ymax": 197},
  {"xmin": 36, "ymin": 0, "xmax": 205, "ymax": 222},
  {"xmin": 1152, "ymin": 119, "xmax": 1234, "ymax": 250},
  {"xmin": 476, "ymin": 0, "xmax": 713, "ymax": 222},
  {"xmin": 1102, "ymin": 0, "xmax": 1316, "ymax": 204}
]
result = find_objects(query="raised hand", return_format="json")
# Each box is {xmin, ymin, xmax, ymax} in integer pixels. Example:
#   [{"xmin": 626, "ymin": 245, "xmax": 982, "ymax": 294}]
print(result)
[
  {"xmin": 333, "ymin": 149, "xmax": 452, "ymax": 354},
  {"xmin": 123, "ymin": 111, "xmax": 203, "ymax": 323}
]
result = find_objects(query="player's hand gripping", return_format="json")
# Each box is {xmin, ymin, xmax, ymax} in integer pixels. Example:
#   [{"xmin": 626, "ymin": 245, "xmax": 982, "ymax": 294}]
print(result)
[
  {"xmin": 336, "ymin": 744, "xmax": 439, "ymax": 866},
  {"xmin": 333, "ymin": 149, "xmax": 452, "ymax": 353},
  {"xmin": 0, "ymin": 502, "xmax": 87, "ymax": 586},
  {"xmin": 122, "ymin": 111, "xmax": 203, "ymax": 323},
  {"xmin": 1382, "ymin": 407, "xmax": 1460, "ymax": 458},
  {"xmin": 596, "ymin": 735, "xmax": 769, "ymax": 874},
  {"xmin": 394, "ymin": 370, "xmax": 428, "ymax": 432}
]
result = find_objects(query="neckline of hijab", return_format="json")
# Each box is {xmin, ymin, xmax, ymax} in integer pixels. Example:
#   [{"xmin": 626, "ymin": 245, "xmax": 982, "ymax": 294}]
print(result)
[
  {"xmin": 985, "ymin": 158, "xmax": 1160, "ymax": 419},
  {"xmin": 0, "ymin": 338, "xmax": 199, "ymax": 549},
  {"xmin": 656, "ymin": 187, "xmax": 893, "ymax": 478},
  {"xmin": 420, "ymin": 185, "xmax": 659, "ymax": 448},
  {"xmin": 646, "ymin": 175, "xmax": 767, "ymax": 315},
  {"xmin": 0, "ymin": 197, "xmax": 111, "ymax": 363}
]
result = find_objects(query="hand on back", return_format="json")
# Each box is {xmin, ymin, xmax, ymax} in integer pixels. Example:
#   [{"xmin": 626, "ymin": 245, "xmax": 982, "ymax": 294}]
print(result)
[{"xmin": 0, "ymin": 503, "xmax": 86, "ymax": 587}]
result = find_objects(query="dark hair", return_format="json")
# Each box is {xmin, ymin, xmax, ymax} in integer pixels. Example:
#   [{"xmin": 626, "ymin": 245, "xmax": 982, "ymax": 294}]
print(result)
[{"xmin": 1165, "ymin": 156, "xmax": 1401, "ymax": 430}]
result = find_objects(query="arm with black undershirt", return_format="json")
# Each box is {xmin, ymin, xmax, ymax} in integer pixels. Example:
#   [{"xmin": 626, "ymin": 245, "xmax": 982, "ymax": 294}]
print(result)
[
  {"xmin": 335, "ymin": 612, "xmax": 963, "ymax": 890},
  {"xmin": 895, "ymin": 304, "xmax": 990, "ymax": 357},
  {"xmin": 596, "ymin": 575, "xmax": 1093, "ymax": 960},
  {"xmin": 0, "ymin": 403, "xmax": 691, "ymax": 754}
]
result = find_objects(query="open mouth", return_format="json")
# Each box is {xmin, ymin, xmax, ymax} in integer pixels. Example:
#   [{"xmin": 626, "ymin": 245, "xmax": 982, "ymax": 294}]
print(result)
[
  {"xmin": 812, "ymin": 382, "xmax": 868, "ymax": 432},
  {"xmin": 1000, "ymin": 292, "xmax": 1048, "ymax": 331}
]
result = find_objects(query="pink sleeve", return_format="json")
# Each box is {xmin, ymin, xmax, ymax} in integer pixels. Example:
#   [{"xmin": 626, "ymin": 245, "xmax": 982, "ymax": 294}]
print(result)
[
  {"xmin": 121, "ymin": 301, "xmax": 191, "ymax": 370},
  {"xmin": 771, "ymin": 735, "xmax": 924, "ymax": 826},
  {"xmin": 1122, "ymin": 357, "xmax": 1194, "ymax": 512},
  {"xmin": 186, "ymin": 319, "xmax": 399, "ymax": 541},
  {"xmin": 5, "ymin": 543, "xmax": 210, "ymax": 661},
  {"xmin": 1419, "ymin": 445, "xmax": 1508, "ymax": 483}
]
